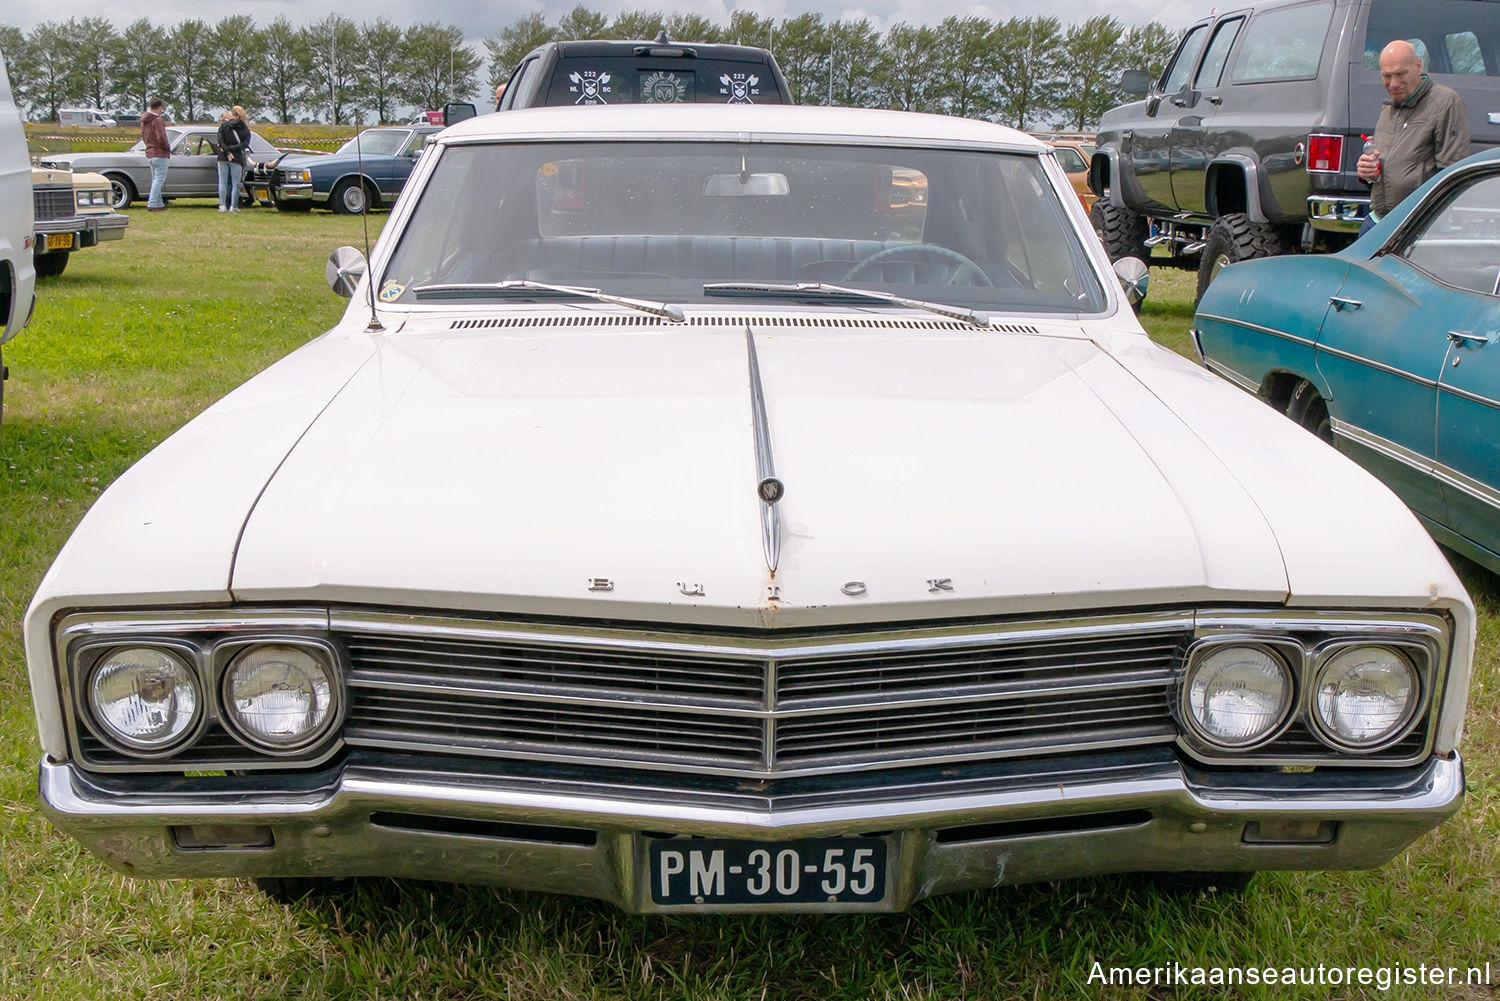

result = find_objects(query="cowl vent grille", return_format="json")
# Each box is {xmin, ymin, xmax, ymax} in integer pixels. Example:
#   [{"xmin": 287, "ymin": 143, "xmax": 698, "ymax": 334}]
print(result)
[{"xmin": 448, "ymin": 315, "xmax": 1041, "ymax": 334}]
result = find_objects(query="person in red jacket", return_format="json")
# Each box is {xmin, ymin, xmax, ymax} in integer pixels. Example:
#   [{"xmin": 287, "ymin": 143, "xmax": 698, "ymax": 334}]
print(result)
[{"xmin": 140, "ymin": 97, "xmax": 170, "ymax": 211}]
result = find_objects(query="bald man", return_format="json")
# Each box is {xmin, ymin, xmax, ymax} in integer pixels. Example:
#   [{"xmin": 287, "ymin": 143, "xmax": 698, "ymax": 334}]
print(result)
[{"xmin": 1357, "ymin": 40, "xmax": 1470, "ymax": 226}]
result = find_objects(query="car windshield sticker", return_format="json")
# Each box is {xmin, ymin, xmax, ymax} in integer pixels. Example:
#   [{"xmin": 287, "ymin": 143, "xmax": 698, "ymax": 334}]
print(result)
[
  {"xmin": 720, "ymin": 73, "xmax": 762, "ymax": 104},
  {"xmin": 379, "ymin": 280, "xmax": 406, "ymax": 302},
  {"xmin": 642, "ymin": 71, "xmax": 688, "ymax": 103},
  {"xmin": 568, "ymin": 70, "xmax": 612, "ymax": 104}
]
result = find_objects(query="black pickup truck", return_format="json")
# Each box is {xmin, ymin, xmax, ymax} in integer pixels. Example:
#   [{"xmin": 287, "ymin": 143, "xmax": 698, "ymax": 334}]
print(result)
[{"xmin": 1090, "ymin": 0, "xmax": 1500, "ymax": 301}]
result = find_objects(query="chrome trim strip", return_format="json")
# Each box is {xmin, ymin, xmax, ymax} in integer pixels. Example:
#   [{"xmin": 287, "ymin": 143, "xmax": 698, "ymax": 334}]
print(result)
[
  {"xmin": 1441, "ymin": 380, "xmax": 1500, "ymax": 412},
  {"xmin": 1331, "ymin": 418, "xmax": 1500, "ymax": 512},
  {"xmin": 1202, "ymin": 356, "xmax": 1259, "ymax": 392},
  {"xmin": 1317, "ymin": 341, "xmax": 1438, "ymax": 389},
  {"xmin": 745, "ymin": 327, "xmax": 783, "ymax": 574},
  {"xmin": 1195, "ymin": 313, "xmax": 1317, "ymax": 348}
]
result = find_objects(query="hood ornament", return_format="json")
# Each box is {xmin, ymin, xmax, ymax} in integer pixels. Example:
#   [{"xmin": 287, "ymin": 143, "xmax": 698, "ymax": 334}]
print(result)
[{"xmin": 746, "ymin": 328, "xmax": 784, "ymax": 573}]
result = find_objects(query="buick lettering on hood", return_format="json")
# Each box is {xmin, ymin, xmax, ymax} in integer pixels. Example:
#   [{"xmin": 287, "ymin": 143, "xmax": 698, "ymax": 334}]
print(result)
[{"xmin": 27, "ymin": 106, "xmax": 1471, "ymax": 912}]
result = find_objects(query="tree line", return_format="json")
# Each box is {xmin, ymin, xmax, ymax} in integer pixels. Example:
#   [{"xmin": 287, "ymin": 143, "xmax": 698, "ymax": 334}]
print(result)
[{"xmin": 0, "ymin": 9, "xmax": 1180, "ymax": 130}]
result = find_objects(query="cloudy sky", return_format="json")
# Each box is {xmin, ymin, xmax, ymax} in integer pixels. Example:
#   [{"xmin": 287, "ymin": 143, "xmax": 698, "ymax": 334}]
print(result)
[{"xmin": 7, "ymin": 0, "xmax": 1203, "ymax": 58}]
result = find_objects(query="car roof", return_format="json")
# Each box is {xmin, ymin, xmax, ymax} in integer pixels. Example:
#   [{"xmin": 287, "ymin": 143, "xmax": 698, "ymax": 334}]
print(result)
[
  {"xmin": 536, "ymin": 39, "xmax": 781, "ymax": 61},
  {"xmin": 441, "ymin": 104, "xmax": 1044, "ymax": 152}
]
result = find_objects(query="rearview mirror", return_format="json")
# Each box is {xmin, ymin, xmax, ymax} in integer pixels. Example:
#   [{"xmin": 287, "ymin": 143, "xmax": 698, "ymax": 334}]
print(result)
[
  {"xmin": 1120, "ymin": 70, "xmax": 1152, "ymax": 97},
  {"xmin": 327, "ymin": 245, "xmax": 367, "ymax": 298},
  {"xmin": 443, "ymin": 103, "xmax": 477, "ymax": 125},
  {"xmin": 703, "ymin": 172, "xmax": 790, "ymax": 197},
  {"xmin": 1113, "ymin": 257, "xmax": 1149, "ymax": 312}
]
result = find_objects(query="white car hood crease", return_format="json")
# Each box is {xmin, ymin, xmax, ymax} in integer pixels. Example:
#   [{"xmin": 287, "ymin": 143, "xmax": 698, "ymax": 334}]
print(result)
[{"xmin": 228, "ymin": 318, "xmax": 1291, "ymax": 625}]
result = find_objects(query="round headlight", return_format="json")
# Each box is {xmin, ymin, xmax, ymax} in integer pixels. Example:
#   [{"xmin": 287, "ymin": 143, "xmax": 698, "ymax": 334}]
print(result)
[
  {"xmin": 88, "ymin": 647, "xmax": 201, "ymax": 751},
  {"xmin": 1314, "ymin": 646, "xmax": 1418, "ymax": 748},
  {"xmin": 221, "ymin": 644, "xmax": 338, "ymax": 751},
  {"xmin": 1184, "ymin": 644, "xmax": 1293, "ymax": 748}
]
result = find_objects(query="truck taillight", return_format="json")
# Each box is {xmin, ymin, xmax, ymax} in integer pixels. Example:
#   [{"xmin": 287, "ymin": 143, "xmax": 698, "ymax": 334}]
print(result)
[{"xmin": 1307, "ymin": 134, "xmax": 1344, "ymax": 173}]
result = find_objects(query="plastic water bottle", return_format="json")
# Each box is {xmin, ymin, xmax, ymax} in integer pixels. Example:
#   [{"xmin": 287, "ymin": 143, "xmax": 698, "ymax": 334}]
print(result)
[{"xmin": 1362, "ymin": 134, "xmax": 1382, "ymax": 178}]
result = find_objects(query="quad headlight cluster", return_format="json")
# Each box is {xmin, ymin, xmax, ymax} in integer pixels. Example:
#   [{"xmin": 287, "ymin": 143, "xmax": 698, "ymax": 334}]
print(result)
[
  {"xmin": 1179, "ymin": 636, "xmax": 1426, "ymax": 757},
  {"xmin": 80, "ymin": 639, "xmax": 341, "ymax": 759},
  {"xmin": 75, "ymin": 188, "xmax": 110, "ymax": 208}
]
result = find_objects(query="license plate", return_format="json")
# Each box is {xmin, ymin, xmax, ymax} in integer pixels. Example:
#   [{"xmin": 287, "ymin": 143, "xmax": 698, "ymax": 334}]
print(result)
[
  {"xmin": 46, "ymin": 233, "xmax": 73, "ymax": 250},
  {"xmin": 649, "ymin": 837, "xmax": 887, "ymax": 906},
  {"xmin": 253, "ymin": 188, "xmax": 269, "ymax": 200}
]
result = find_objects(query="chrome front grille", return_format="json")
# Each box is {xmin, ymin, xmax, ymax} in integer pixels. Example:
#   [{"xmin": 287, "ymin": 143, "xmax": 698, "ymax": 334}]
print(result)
[
  {"xmin": 34, "ymin": 186, "xmax": 74, "ymax": 222},
  {"xmin": 335, "ymin": 611, "xmax": 1190, "ymax": 777}
]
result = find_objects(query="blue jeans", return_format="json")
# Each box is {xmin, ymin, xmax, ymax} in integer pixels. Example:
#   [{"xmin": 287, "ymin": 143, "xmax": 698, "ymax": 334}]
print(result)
[
  {"xmin": 217, "ymin": 160, "xmax": 245, "ymax": 209},
  {"xmin": 146, "ymin": 157, "xmax": 168, "ymax": 208}
]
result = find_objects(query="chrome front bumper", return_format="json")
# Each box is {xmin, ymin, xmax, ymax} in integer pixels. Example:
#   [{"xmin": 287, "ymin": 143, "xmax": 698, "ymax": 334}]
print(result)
[
  {"xmin": 33, "ymin": 213, "xmax": 129, "ymax": 250},
  {"xmin": 39, "ymin": 752, "xmax": 1463, "ymax": 913}
]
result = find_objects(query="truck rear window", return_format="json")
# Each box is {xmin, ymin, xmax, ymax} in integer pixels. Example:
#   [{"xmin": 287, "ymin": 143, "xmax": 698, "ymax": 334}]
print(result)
[
  {"xmin": 1365, "ymin": 0, "xmax": 1500, "ymax": 75},
  {"xmin": 544, "ymin": 60, "xmax": 784, "ymax": 105}
]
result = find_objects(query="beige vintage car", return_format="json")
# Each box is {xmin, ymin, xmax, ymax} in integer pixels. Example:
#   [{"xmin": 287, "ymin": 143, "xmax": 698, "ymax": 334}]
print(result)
[{"xmin": 32, "ymin": 165, "xmax": 128, "ymax": 277}]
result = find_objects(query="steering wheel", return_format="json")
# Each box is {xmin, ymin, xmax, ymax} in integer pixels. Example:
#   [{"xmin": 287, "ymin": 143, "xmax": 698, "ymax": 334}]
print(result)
[{"xmin": 843, "ymin": 243, "xmax": 993, "ymax": 286}]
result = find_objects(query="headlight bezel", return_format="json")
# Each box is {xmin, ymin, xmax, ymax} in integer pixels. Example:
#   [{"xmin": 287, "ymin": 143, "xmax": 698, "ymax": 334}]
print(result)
[
  {"xmin": 1174, "ymin": 611, "xmax": 1448, "ymax": 767},
  {"xmin": 58, "ymin": 610, "xmax": 347, "ymax": 772}
]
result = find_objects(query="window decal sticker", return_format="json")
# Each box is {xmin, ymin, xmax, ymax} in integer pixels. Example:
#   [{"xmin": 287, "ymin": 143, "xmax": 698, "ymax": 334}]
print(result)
[
  {"xmin": 642, "ymin": 71, "xmax": 688, "ymax": 103},
  {"xmin": 568, "ymin": 70, "xmax": 613, "ymax": 104},
  {"xmin": 720, "ymin": 73, "xmax": 762, "ymax": 104}
]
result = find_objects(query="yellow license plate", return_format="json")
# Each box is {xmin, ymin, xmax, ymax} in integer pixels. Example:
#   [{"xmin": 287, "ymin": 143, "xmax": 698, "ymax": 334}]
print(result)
[
  {"xmin": 253, "ymin": 188, "xmax": 269, "ymax": 200},
  {"xmin": 46, "ymin": 233, "xmax": 74, "ymax": 250}
]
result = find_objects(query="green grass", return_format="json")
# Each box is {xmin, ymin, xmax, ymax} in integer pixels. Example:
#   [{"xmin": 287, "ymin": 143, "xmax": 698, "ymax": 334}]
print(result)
[{"xmin": 1, "ymin": 221, "xmax": 1497, "ymax": 1000}]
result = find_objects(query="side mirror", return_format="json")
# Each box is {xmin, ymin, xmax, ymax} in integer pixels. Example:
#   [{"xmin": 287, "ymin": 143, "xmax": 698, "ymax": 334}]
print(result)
[
  {"xmin": 443, "ymin": 102, "xmax": 477, "ymax": 125},
  {"xmin": 1120, "ymin": 70, "xmax": 1152, "ymax": 97},
  {"xmin": 1113, "ymin": 257, "xmax": 1149, "ymax": 312},
  {"xmin": 327, "ymin": 245, "xmax": 367, "ymax": 298}
]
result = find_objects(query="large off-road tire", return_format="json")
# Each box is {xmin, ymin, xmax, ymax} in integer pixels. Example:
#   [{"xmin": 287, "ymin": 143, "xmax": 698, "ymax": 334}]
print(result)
[
  {"xmin": 1196, "ymin": 213, "xmax": 1292, "ymax": 304},
  {"xmin": 104, "ymin": 172, "xmax": 136, "ymax": 210},
  {"xmin": 1285, "ymin": 378, "xmax": 1334, "ymax": 444},
  {"xmin": 330, "ymin": 178, "xmax": 372, "ymax": 215},
  {"xmin": 34, "ymin": 249, "xmax": 69, "ymax": 278},
  {"xmin": 1090, "ymin": 199, "xmax": 1149, "ymax": 263}
]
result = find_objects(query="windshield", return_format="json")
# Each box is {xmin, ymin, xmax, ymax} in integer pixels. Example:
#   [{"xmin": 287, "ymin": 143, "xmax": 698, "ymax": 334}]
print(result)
[
  {"xmin": 337, "ymin": 130, "xmax": 410, "ymax": 157},
  {"xmin": 379, "ymin": 140, "xmax": 1107, "ymax": 313}
]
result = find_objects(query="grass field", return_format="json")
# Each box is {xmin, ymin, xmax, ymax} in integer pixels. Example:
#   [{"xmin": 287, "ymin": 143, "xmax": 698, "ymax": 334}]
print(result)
[{"xmin": 0, "ymin": 208, "xmax": 1496, "ymax": 1000}]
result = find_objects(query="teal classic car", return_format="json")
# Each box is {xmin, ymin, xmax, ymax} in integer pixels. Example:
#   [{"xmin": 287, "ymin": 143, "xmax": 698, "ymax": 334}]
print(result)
[{"xmin": 1194, "ymin": 147, "xmax": 1500, "ymax": 572}]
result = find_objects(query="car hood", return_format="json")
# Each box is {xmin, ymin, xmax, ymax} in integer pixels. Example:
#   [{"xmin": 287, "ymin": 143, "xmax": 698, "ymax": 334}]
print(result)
[
  {"xmin": 228, "ymin": 315, "xmax": 1294, "ymax": 625},
  {"xmin": 277, "ymin": 151, "xmax": 373, "ymax": 169}
]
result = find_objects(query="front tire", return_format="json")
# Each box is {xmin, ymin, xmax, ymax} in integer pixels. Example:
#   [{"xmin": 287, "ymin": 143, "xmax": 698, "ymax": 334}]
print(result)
[
  {"xmin": 330, "ymin": 178, "xmax": 371, "ymax": 215},
  {"xmin": 1196, "ymin": 213, "xmax": 1292, "ymax": 304},
  {"xmin": 104, "ymin": 172, "xmax": 136, "ymax": 210},
  {"xmin": 34, "ymin": 250, "xmax": 69, "ymax": 278},
  {"xmin": 1090, "ymin": 200, "xmax": 1149, "ymax": 263}
]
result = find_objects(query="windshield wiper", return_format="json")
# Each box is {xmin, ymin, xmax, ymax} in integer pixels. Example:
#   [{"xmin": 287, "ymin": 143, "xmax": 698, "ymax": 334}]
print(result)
[
  {"xmin": 413, "ymin": 279, "xmax": 684, "ymax": 321},
  {"xmin": 703, "ymin": 281, "xmax": 990, "ymax": 329}
]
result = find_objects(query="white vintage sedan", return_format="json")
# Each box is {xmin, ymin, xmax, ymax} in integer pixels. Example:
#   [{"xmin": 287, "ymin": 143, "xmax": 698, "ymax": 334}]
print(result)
[{"xmin": 27, "ymin": 106, "xmax": 1472, "ymax": 913}]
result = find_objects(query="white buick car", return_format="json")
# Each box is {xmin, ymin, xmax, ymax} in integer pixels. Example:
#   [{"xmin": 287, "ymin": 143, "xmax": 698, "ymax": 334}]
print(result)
[{"xmin": 27, "ymin": 106, "xmax": 1471, "ymax": 913}]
